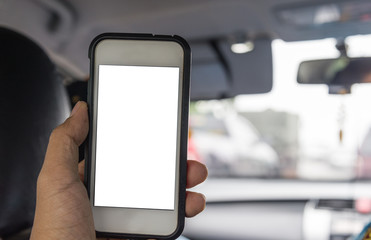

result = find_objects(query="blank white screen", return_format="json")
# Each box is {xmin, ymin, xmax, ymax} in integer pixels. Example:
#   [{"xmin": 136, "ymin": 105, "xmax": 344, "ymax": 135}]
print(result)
[{"xmin": 94, "ymin": 65, "xmax": 179, "ymax": 210}]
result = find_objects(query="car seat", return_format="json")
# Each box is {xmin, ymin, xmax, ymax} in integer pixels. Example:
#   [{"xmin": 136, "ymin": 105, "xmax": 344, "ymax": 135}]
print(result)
[{"xmin": 0, "ymin": 27, "xmax": 70, "ymax": 238}]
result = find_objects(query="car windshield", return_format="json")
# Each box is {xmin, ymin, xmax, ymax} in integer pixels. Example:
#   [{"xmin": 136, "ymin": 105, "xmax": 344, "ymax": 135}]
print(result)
[{"xmin": 189, "ymin": 34, "xmax": 371, "ymax": 180}]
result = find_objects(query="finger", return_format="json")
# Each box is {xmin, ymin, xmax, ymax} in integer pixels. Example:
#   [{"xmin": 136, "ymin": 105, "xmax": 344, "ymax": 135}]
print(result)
[
  {"xmin": 80, "ymin": 160, "xmax": 208, "ymax": 187},
  {"xmin": 98, "ymin": 238, "xmax": 153, "ymax": 240},
  {"xmin": 41, "ymin": 101, "xmax": 89, "ymax": 180},
  {"xmin": 97, "ymin": 238, "xmax": 128, "ymax": 240},
  {"xmin": 78, "ymin": 160, "xmax": 85, "ymax": 182},
  {"xmin": 185, "ymin": 191, "xmax": 206, "ymax": 217},
  {"xmin": 187, "ymin": 160, "xmax": 208, "ymax": 188}
]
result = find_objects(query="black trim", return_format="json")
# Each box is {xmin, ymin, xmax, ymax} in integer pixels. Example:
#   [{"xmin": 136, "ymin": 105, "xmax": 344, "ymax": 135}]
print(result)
[
  {"xmin": 85, "ymin": 33, "xmax": 190, "ymax": 240},
  {"xmin": 209, "ymin": 39, "xmax": 232, "ymax": 84}
]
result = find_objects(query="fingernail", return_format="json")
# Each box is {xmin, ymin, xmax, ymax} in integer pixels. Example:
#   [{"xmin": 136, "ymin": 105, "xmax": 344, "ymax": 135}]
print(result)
[
  {"xmin": 200, "ymin": 193, "xmax": 206, "ymax": 202},
  {"xmin": 70, "ymin": 101, "xmax": 81, "ymax": 117},
  {"xmin": 200, "ymin": 194, "xmax": 206, "ymax": 210}
]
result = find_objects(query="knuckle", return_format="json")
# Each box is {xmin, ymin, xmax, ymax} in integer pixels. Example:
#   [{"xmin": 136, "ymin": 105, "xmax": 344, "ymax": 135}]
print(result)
[
  {"xmin": 49, "ymin": 125, "xmax": 73, "ymax": 146},
  {"xmin": 36, "ymin": 170, "xmax": 50, "ymax": 189},
  {"xmin": 50, "ymin": 124, "xmax": 65, "ymax": 138}
]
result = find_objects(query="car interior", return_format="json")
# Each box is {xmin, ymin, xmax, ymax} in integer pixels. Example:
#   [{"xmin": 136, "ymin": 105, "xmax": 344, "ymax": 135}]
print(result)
[{"xmin": 1, "ymin": 0, "xmax": 371, "ymax": 240}]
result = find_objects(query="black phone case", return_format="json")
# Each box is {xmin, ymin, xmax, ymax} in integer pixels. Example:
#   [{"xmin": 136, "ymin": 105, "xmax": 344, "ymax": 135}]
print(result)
[{"xmin": 85, "ymin": 33, "xmax": 191, "ymax": 240}]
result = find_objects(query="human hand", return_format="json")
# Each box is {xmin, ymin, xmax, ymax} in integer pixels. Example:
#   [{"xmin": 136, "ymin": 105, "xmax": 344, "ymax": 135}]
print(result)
[{"xmin": 30, "ymin": 101, "xmax": 208, "ymax": 240}]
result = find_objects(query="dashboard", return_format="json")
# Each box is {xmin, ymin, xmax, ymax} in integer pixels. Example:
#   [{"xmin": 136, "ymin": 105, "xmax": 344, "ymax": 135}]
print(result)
[{"xmin": 183, "ymin": 179, "xmax": 371, "ymax": 240}]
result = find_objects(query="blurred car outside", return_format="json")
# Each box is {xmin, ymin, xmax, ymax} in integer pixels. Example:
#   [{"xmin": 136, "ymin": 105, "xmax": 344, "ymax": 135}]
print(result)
[
  {"xmin": 357, "ymin": 127, "xmax": 371, "ymax": 179},
  {"xmin": 189, "ymin": 103, "xmax": 279, "ymax": 177}
]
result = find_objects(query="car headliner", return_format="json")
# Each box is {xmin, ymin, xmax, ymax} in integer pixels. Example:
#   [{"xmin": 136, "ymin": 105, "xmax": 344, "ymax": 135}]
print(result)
[{"xmin": 1, "ymin": 0, "xmax": 370, "ymax": 78}]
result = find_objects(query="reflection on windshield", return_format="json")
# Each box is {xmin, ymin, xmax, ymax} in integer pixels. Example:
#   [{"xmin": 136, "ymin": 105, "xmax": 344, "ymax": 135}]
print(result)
[{"xmin": 188, "ymin": 36, "xmax": 371, "ymax": 180}]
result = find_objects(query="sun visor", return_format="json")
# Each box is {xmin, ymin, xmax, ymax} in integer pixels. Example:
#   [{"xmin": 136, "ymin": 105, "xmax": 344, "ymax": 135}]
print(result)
[
  {"xmin": 191, "ymin": 62, "xmax": 229, "ymax": 100},
  {"xmin": 189, "ymin": 38, "xmax": 273, "ymax": 100}
]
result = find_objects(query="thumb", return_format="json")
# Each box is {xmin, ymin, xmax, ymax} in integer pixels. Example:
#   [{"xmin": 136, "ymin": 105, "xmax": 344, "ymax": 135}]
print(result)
[{"xmin": 41, "ymin": 101, "xmax": 89, "ymax": 181}]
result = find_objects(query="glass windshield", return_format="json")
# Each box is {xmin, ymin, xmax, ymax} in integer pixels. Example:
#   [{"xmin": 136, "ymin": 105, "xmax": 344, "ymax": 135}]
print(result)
[{"xmin": 188, "ymin": 35, "xmax": 371, "ymax": 180}]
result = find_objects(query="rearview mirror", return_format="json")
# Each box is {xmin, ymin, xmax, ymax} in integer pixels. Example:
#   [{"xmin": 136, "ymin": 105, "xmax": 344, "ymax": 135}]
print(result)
[{"xmin": 297, "ymin": 57, "xmax": 371, "ymax": 94}]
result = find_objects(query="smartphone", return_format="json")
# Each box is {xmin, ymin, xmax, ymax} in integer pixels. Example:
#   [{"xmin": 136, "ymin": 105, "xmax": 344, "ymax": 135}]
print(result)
[{"xmin": 85, "ymin": 33, "xmax": 190, "ymax": 239}]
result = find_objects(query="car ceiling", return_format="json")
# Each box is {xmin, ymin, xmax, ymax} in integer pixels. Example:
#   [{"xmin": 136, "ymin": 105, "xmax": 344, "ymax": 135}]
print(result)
[{"xmin": 1, "ymin": 0, "xmax": 371, "ymax": 79}]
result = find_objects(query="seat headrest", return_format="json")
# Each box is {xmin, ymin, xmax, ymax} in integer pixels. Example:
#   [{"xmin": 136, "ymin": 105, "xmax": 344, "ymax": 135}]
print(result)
[{"xmin": 0, "ymin": 27, "xmax": 70, "ymax": 237}]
